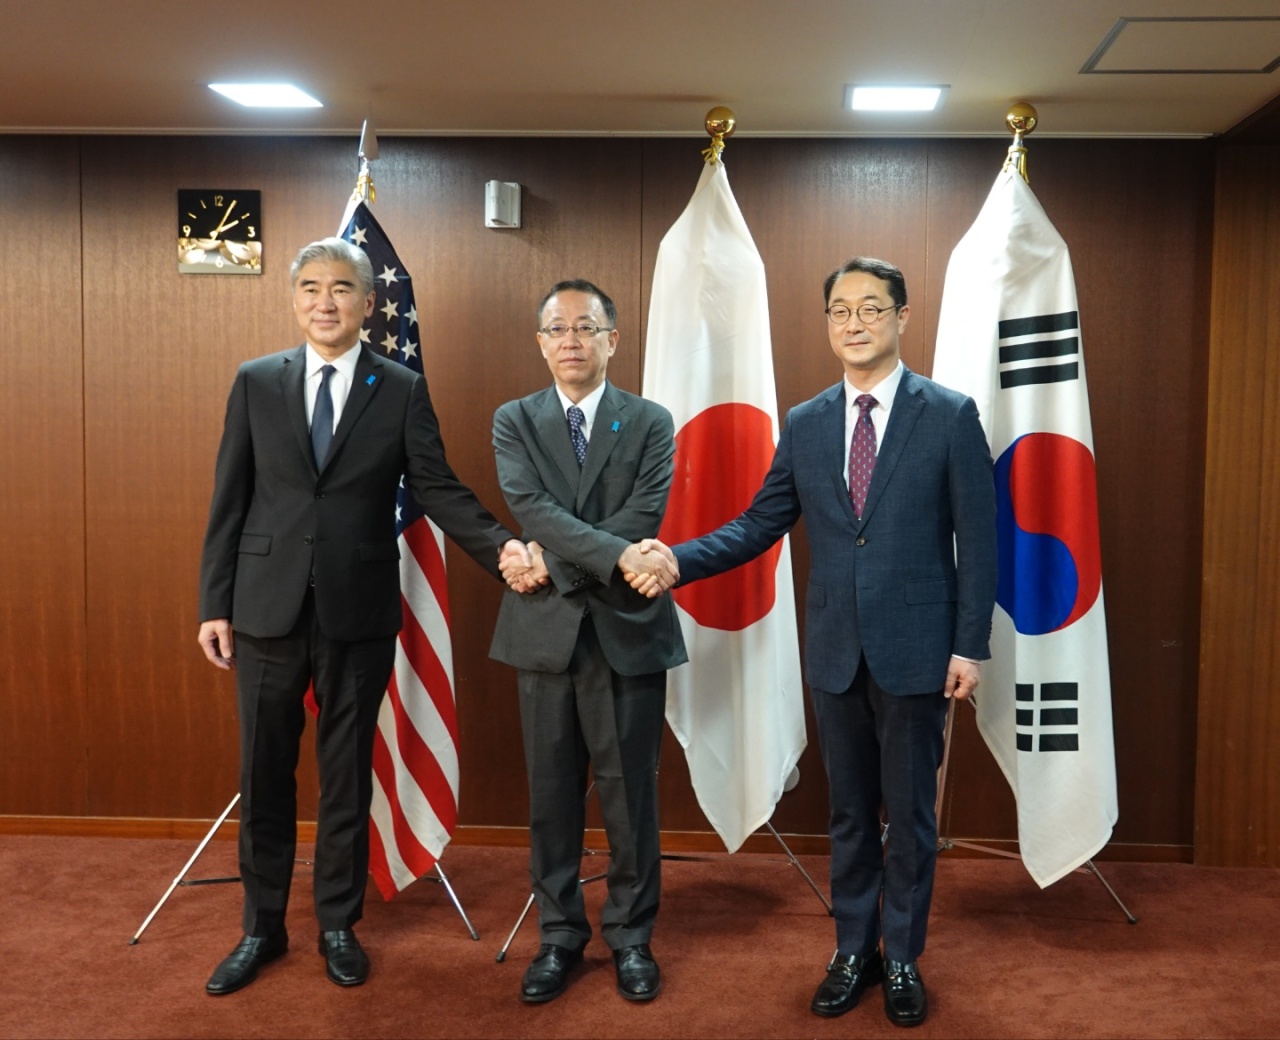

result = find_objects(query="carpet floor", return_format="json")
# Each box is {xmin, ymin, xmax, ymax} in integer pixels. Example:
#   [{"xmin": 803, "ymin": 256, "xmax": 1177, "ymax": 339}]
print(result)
[{"xmin": 1, "ymin": 835, "xmax": 1275, "ymax": 1038}]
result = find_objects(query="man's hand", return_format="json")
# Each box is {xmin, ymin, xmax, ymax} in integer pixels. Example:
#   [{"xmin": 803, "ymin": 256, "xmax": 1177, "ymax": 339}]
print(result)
[
  {"xmin": 944, "ymin": 656, "xmax": 980, "ymax": 700},
  {"xmin": 198, "ymin": 619, "xmax": 235, "ymax": 670},
  {"xmin": 620, "ymin": 539, "xmax": 679, "ymax": 598},
  {"xmin": 500, "ymin": 538, "xmax": 548, "ymax": 593}
]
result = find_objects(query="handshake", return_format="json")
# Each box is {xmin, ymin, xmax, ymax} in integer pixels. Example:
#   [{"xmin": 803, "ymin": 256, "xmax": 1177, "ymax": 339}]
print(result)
[{"xmin": 497, "ymin": 538, "xmax": 679, "ymax": 598}]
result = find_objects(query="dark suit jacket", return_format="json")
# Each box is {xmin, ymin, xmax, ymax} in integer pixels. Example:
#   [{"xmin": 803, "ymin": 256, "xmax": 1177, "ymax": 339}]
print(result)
[
  {"xmin": 489, "ymin": 381, "xmax": 687, "ymax": 677},
  {"xmin": 677, "ymin": 368, "xmax": 997, "ymax": 695},
  {"xmin": 199, "ymin": 344, "xmax": 513, "ymax": 642}
]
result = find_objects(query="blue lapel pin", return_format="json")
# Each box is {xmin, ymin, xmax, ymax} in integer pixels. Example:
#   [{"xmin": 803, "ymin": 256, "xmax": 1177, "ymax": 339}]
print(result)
[
  {"xmin": 611, "ymin": 420, "xmax": 621, "ymax": 432},
  {"xmin": 366, "ymin": 374, "xmax": 377, "ymax": 386}
]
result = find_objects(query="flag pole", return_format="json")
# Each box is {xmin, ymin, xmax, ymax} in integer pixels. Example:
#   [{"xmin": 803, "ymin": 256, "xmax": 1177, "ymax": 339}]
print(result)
[
  {"xmin": 697, "ymin": 105, "xmax": 830, "ymax": 916},
  {"xmin": 933, "ymin": 103, "xmax": 1136, "ymax": 925}
]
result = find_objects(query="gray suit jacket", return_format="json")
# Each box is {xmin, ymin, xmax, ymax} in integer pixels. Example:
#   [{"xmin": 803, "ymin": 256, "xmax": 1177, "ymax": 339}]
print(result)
[
  {"xmin": 676, "ymin": 368, "xmax": 997, "ymax": 695},
  {"xmin": 489, "ymin": 381, "xmax": 688, "ymax": 677}
]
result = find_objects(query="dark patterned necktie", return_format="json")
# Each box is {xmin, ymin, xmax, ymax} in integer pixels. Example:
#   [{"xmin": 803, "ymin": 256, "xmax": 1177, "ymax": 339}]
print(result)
[
  {"xmin": 848, "ymin": 394, "xmax": 878, "ymax": 517},
  {"xmin": 567, "ymin": 405, "xmax": 588, "ymax": 466},
  {"xmin": 312, "ymin": 364, "xmax": 336, "ymax": 468}
]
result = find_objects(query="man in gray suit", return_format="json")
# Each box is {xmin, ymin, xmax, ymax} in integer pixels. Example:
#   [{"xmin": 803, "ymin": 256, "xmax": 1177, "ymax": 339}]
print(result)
[
  {"xmin": 491, "ymin": 279, "xmax": 686, "ymax": 1004},
  {"xmin": 631, "ymin": 258, "xmax": 997, "ymax": 1027}
]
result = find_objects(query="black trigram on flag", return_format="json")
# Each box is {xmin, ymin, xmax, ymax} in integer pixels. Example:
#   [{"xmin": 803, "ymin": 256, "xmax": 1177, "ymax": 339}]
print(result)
[
  {"xmin": 1016, "ymin": 682, "xmax": 1079, "ymax": 752},
  {"xmin": 998, "ymin": 311, "xmax": 1080, "ymax": 389}
]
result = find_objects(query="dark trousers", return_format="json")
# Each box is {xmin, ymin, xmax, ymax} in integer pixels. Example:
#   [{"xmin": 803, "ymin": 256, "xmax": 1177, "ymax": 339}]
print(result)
[
  {"xmin": 234, "ymin": 592, "xmax": 396, "ymax": 936},
  {"xmin": 810, "ymin": 657, "xmax": 949, "ymax": 963},
  {"xmin": 517, "ymin": 616, "xmax": 666, "ymax": 952}
]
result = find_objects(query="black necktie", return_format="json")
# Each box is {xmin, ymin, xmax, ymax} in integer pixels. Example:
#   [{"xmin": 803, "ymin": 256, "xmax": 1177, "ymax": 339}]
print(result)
[
  {"xmin": 567, "ymin": 405, "xmax": 588, "ymax": 466},
  {"xmin": 312, "ymin": 364, "xmax": 336, "ymax": 468}
]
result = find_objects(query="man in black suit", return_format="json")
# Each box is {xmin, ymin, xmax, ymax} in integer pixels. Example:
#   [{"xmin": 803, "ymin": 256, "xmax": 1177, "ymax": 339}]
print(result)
[
  {"xmin": 490, "ymin": 280, "xmax": 685, "ymax": 1004},
  {"xmin": 631, "ymin": 258, "xmax": 997, "ymax": 1027},
  {"xmin": 197, "ymin": 237, "xmax": 527, "ymax": 995}
]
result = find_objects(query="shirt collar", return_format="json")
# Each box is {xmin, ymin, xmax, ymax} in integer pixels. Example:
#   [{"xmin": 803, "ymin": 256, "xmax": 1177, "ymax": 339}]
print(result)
[
  {"xmin": 844, "ymin": 360, "xmax": 904, "ymax": 413},
  {"xmin": 305, "ymin": 342, "xmax": 362, "ymax": 380},
  {"xmin": 555, "ymin": 380, "xmax": 607, "ymax": 426}
]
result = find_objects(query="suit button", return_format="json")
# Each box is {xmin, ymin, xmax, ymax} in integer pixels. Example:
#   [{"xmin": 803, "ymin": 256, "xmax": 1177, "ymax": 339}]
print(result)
[
  {"xmin": 855, "ymin": 537, "xmax": 867, "ymax": 546},
  {"xmin": 304, "ymin": 536, "xmax": 314, "ymax": 545},
  {"xmin": 315, "ymin": 491, "xmax": 326, "ymax": 499}
]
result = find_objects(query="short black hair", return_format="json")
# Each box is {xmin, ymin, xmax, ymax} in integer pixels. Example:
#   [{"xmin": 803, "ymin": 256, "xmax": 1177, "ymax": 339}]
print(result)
[
  {"xmin": 537, "ymin": 279, "xmax": 617, "ymax": 329},
  {"xmin": 823, "ymin": 257, "xmax": 908, "ymax": 309}
]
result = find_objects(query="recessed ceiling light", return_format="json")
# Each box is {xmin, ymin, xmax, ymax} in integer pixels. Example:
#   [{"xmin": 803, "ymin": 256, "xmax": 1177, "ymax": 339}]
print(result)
[
  {"xmin": 208, "ymin": 83, "xmax": 323, "ymax": 108},
  {"xmin": 845, "ymin": 85, "xmax": 947, "ymax": 112}
]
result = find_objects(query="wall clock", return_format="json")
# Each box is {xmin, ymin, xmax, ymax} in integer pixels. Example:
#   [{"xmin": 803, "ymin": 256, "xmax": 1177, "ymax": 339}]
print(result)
[{"xmin": 178, "ymin": 189, "xmax": 262, "ymax": 274}]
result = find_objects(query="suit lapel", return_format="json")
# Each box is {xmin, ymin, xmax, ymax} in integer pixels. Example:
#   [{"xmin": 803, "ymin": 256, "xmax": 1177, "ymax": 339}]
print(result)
[
  {"xmin": 533, "ymin": 386, "xmax": 582, "ymax": 495},
  {"xmin": 859, "ymin": 368, "xmax": 925, "ymax": 526},
  {"xmin": 577, "ymin": 383, "xmax": 625, "ymax": 511},
  {"xmin": 321, "ymin": 347, "xmax": 384, "ymax": 474},
  {"xmin": 280, "ymin": 346, "xmax": 314, "ymax": 472}
]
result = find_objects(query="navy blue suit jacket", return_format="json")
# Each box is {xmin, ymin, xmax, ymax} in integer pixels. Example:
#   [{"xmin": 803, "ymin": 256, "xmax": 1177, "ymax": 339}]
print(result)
[{"xmin": 676, "ymin": 368, "xmax": 997, "ymax": 696}]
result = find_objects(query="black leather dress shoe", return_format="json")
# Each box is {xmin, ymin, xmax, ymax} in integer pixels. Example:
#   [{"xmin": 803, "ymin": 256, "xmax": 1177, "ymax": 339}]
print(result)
[
  {"xmin": 613, "ymin": 944, "xmax": 661, "ymax": 1002},
  {"xmin": 205, "ymin": 931, "xmax": 288, "ymax": 995},
  {"xmin": 318, "ymin": 929, "xmax": 369, "ymax": 987},
  {"xmin": 521, "ymin": 944, "xmax": 583, "ymax": 1003},
  {"xmin": 883, "ymin": 959, "xmax": 928, "ymax": 1027},
  {"xmin": 810, "ymin": 949, "xmax": 884, "ymax": 1017}
]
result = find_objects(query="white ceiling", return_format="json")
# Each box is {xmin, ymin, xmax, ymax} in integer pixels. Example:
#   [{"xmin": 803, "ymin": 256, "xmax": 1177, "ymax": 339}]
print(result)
[{"xmin": 3, "ymin": 0, "xmax": 1279, "ymax": 138}]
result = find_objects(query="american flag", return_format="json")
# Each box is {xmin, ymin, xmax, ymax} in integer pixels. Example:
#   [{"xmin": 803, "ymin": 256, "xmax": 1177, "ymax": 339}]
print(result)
[{"xmin": 335, "ymin": 199, "xmax": 460, "ymax": 899}]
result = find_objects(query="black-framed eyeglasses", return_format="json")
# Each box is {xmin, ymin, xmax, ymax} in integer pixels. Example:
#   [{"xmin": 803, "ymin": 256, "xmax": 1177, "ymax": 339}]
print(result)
[
  {"xmin": 539, "ymin": 323, "xmax": 614, "ymax": 338},
  {"xmin": 825, "ymin": 303, "xmax": 901, "ymax": 326}
]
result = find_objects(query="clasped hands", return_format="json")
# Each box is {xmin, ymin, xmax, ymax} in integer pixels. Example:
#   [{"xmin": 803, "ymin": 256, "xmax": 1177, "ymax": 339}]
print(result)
[
  {"xmin": 500, "ymin": 538, "xmax": 679, "ymax": 597},
  {"xmin": 499, "ymin": 539, "xmax": 549, "ymax": 593},
  {"xmin": 620, "ymin": 539, "xmax": 678, "ymax": 598}
]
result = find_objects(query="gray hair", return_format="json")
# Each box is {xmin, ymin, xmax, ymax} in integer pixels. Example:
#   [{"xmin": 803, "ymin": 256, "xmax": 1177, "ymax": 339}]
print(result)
[{"xmin": 290, "ymin": 237, "xmax": 375, "ymax": 295}]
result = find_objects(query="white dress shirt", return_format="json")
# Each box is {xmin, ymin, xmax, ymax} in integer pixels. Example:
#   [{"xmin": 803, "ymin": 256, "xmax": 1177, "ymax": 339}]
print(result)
[
  {"xmin": 304, "ymin": 342, "xmax": 362, "ymax": 435},
  {"xmin": 555, "ymin": 380, "xmax": 607, "ymax": 441}
]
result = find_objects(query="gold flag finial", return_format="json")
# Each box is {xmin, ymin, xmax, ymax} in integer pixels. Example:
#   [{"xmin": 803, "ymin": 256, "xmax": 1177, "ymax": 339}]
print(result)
[
  {"xmin": 1002, "ymin": 102, "xmax": 1038, "ymax": 184},
  {"xmin": 351, "ymin": 119, "xmax": 379, "ymax": 203},
  {"xmin": 702, "ymin": 106, "xmax": 736, "ymax": 165}
]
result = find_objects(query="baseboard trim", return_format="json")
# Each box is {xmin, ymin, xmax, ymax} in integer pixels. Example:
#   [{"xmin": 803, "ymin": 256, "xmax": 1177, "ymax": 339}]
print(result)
[{"xmin": 0, "ymin": 815, "xmax": 1193, "ymax": 864}]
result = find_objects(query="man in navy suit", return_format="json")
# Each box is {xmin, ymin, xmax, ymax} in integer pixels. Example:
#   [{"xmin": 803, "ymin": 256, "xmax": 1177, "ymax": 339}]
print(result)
[
  {"xmin": 631, "ymin": 257, "xmax": 996, "ymax": 1027},
  {"xmin": 197, "ymin": 237, "xmax": 528, "ymax": 995}
]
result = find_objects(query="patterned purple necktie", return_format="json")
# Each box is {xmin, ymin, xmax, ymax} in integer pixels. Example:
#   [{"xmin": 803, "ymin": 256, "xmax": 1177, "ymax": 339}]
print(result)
[
  {"xmin": 567, "ymin": 405, "xmax": 588, "ymax": 466},
  {"xmin": 848, "ymin": 394, "xmax": 878, "ymax": 518}
]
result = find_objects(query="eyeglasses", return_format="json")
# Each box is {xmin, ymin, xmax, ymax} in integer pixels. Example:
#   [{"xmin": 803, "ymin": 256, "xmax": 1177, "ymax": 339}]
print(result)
[
  {"xmin": 825, "ymin": 303, "xmax": 901, "ymax": 326},
  {"xmin": 539, "ymin": 323, "xmax": 613, "ymax": 338}
]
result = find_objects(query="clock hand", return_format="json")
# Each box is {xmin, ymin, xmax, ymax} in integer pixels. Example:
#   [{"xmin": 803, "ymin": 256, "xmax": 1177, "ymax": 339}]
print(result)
[
  {"xmin": 209, "ymin": 199, "xmax": 239, "ymax": 240},
  {"xmin": 212, "ymin": 219, "xmax": 240, "ymax": 236}
]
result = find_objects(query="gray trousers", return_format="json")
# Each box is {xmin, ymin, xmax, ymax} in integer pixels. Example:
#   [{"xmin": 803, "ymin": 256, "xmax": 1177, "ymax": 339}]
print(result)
[{"xmin": 517, "ymin": 616, "xmax": 666, "ymax": 951}]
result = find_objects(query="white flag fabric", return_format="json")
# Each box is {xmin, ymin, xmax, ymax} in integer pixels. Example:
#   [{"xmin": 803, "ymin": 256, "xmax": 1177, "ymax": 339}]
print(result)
[
  {"xmin": 643, "ymin": 161, "xmax": 805, "ymax": 852},
  {"xmin": 932, "ymin": 168, "xmax": 1118, "ymax": 888}
]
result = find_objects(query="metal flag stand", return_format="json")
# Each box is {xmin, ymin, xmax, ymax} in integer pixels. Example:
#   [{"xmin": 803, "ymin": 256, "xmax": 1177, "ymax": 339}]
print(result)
[
  {"xmin": 934, "ymin": 698, "xmax": 1136, "ymax": 923},
  {"xmin": 129, "ymin": 792, "xmax": 480, "ymax": 943}
]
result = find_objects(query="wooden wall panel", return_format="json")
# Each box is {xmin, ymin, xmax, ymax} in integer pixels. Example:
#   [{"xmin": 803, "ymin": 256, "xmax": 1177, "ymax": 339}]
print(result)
[
  {"xmin": 1198, "ymin": 145, "xmax": 1280, "ymax": 866},
  {"xmin": 3, "ymin": 133, "xmax": 1218, "ymax": 860},
  {"xmin": 0, "ymin": 136, "xmax": 88, "ymax": 814},
  {"xmin": 79, "ymin": 136, "xmax": 359, "ymax": 818}
]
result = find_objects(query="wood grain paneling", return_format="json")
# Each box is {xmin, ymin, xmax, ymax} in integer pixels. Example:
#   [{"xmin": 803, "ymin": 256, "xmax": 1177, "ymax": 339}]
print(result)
[
  {"xmin": 1, "ymin": 133, "xmax": 1219, "ymax": 861},
  {"xmin": 0, "ymin": 136, "xmax": 89, "ymax": 814},
  {"xmin": 1198, "ymin": 145, "xmax": 1280, "ymax": 866}
]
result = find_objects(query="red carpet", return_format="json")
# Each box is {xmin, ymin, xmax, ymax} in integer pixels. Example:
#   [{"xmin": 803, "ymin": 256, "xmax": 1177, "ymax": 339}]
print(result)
[{"xmin": 1, "ymin": 835, "xmax": 1275, "ymax": 1038}]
